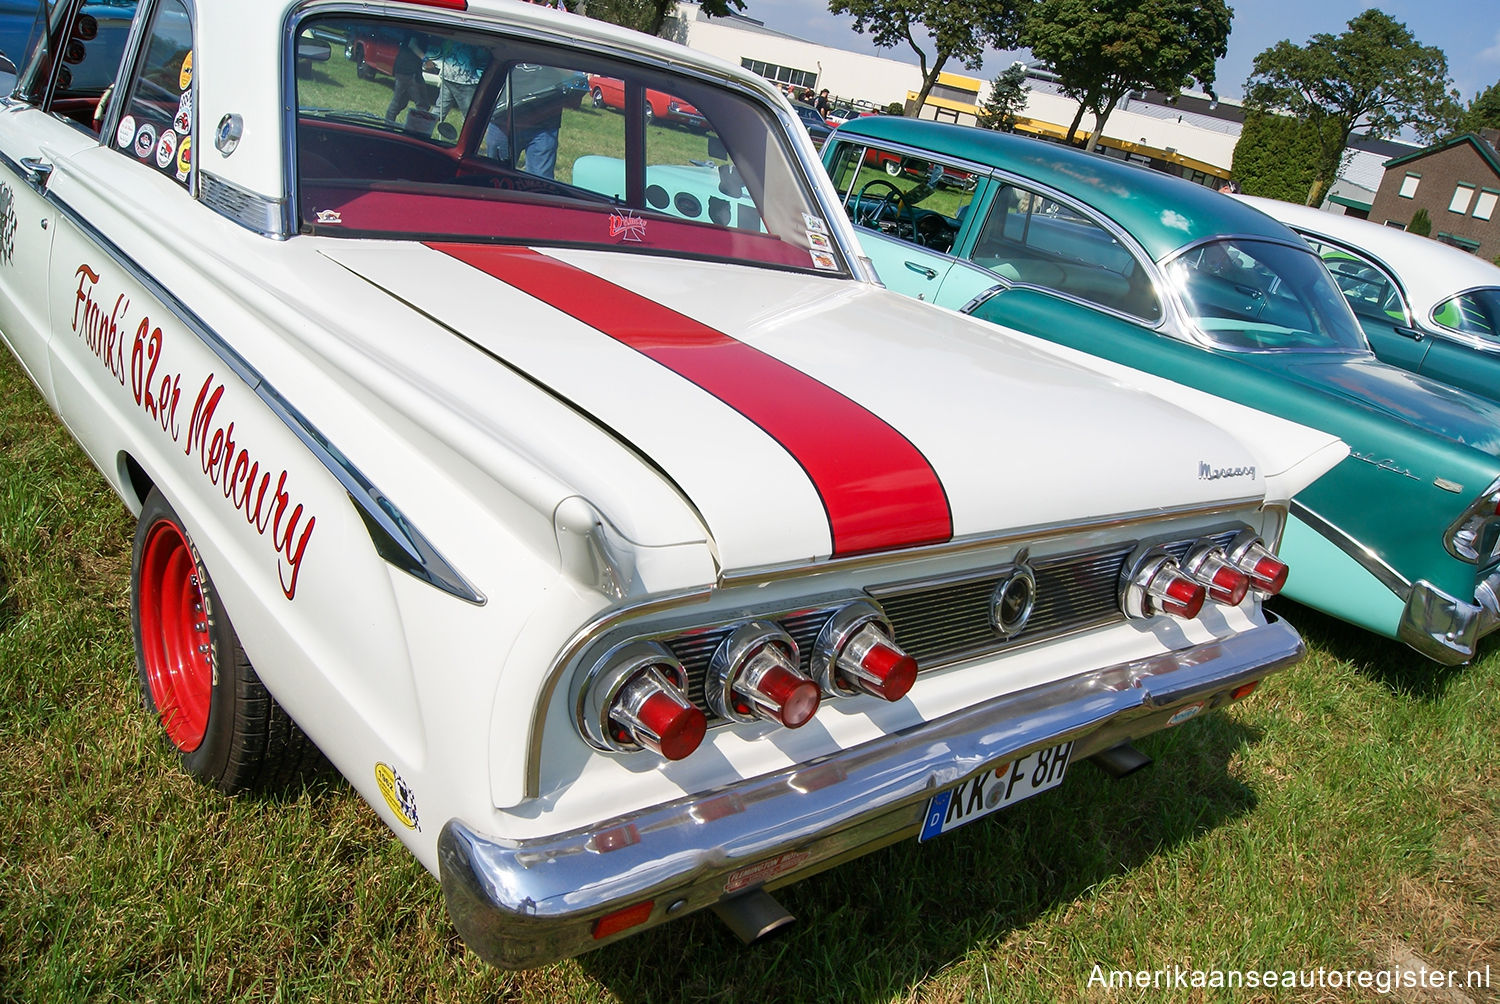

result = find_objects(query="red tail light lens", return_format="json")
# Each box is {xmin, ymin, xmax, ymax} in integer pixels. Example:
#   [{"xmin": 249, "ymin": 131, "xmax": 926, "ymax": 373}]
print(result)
[
  {"xmin": 1184, "ymin": 544, "xmax": 1252, "ymax": 606},
  {"xmin": 811, "ymin": 600, "xmax": 919, "ymax": 702},
  {"xmin": 580, "ymin": 641, "xmax": 706, "ymax": 759},
  {"xmin": 1154, "ymin": 569, "xmax": 1206, "ymax": 618},
  {"xmin": 610, "ymin": 666, "xmax": 707, "ymax": 761},
  {"xmin": 709, "ymin": 622, "xmax": 822, "ymax": 728},
  {"xmin": 1122, "ymin": 549, "xmax": 1205, "ymax": 620},
  {"xmin": 1227, "ymin": 533, "xmax": 1289, "ymax": 594}
]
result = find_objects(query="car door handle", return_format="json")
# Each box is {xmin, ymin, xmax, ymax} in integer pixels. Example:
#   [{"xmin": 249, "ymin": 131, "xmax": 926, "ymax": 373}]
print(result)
[
  {"xmin": 904, "ymin": 261, "xmax": 937, "ymax": 280},
  {"xmin": 1393, "ymin": 325, "xmax": 1425, "ymax": 342},
  {"xmin": 19, "ymin": 156, "xmax": 52, "ymax": 187}
]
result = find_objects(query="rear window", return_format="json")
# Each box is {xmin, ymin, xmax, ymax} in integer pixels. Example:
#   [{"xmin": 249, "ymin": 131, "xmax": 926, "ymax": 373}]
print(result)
[
  {"xmin": 1433, "ymin": 288, "xmax": 1500, "ymax": 340},
  {"xmin": 293, "ymin": 14, "xmax": 846, "ymax": 276}
]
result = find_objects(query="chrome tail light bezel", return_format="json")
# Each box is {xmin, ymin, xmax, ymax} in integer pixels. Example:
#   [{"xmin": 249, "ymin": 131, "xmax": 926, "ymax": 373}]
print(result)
[
  {"xmin": 809, "ymin": 599, "xmax": 918, "ymax": 702},
  {"xmin": 578, "ymin": 640, "xmax": 705, "ymax": 758},
  {"xmin": 706, "ymin": 621, "xmax": 821, "ymax": 727},
  {"xmin": 1120, "ymin": 547, "xmax": 1206, "ymax": 620},
  {"xmin": 1444, "ymin": 475, "xmax": 1500, "ymax": 565}
]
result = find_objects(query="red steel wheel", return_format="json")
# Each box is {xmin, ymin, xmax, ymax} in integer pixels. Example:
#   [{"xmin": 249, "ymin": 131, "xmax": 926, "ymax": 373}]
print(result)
[
  {"xmin": 137, "ymin": 517, "xmax": 214, "ymax": 751},
  {"xmin": 131, "ymin": 488, "xmax": 325, "ymax": 792}
]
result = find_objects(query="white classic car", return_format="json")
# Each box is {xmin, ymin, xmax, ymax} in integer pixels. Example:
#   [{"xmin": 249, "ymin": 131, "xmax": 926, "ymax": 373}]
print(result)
[{"xmin": 0, "ymin": 0, "xmax": 1345, "ymax": 969}]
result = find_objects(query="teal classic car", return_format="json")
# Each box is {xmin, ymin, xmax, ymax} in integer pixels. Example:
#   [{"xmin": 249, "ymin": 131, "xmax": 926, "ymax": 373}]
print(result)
[
  {"xmin": 823, "ymin": 116, "xmax": 1500, "ymax": 665},
  {"xmin": 1243, "ymin": 195, "xmax": 1500, "ymax": 406}
]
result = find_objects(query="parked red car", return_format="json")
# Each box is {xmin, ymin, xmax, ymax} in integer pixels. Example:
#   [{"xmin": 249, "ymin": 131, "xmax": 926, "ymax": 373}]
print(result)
[{"xmin": 587, "ymin": 74, "xmax": 707, "ymax": 130}]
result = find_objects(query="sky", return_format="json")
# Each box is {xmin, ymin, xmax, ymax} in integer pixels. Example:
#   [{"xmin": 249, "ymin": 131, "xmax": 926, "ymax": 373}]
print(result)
[{"xmin": 733, "ymin": 1, "xmax": 1500, "ymax": 105}]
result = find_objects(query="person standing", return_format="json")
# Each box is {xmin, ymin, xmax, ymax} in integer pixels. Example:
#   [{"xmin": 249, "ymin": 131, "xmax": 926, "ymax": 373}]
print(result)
[
  {"xmin": 432, "ymin": 40, "xmax": 489, "ymax": 124},
  {"xmin": 814, "ymin": 88, "xmax": 830, "ymax": 117},
  {"xmin": 385, "ymin": 33, "xmax": 429, "ymax": 125}
]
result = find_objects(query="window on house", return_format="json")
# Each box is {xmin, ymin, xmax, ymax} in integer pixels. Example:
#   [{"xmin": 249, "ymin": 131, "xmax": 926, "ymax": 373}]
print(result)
[
  {"xmin": 1449, "ymin": 183, "xmax": 1475, "ymax": 214},
  {"xmin": 1474, "ymin": 189, "xmax": 1498, "ymax": 222},
  {"xmin": 1398, "ymin": 173, "xmax": 1420, "ymax": 198}
]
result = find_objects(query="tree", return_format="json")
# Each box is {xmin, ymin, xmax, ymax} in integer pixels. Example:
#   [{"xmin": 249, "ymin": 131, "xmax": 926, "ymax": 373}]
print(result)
[
  {"xmin": 829, "ymin": 0, "xmax": 1035, "ymax": 112},
  {"xmin": 1230, "ymin": 109, "xmax": 1320, "ymax": 202},
  {"xmin": 1243, "ymin": 10, "xmax": 1453, "ymax": 206},
  {"xmin": 1454, "ymin": 81, "xmax": 1500, "ymax": 137},
  {"xmin": 978, "ymin": 63, "xmax": 1029, "ymax": 131},
  {"xmin": 1409, "ymin": 207, "xmax": 1433, "ymax": 237},
  {"xmin": 1021, "ymin": 0, "xmax": 1231, "ymax": 150},
  {"xmin": 582, "ymin": 0, "xmax": 744, "ymax": 36}
]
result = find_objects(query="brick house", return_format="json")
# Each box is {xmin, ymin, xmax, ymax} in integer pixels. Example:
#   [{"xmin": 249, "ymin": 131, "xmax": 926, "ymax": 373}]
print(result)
[{"xmin": 1367, "ymin": 130, "xmax": 1500, "ymax": 259}]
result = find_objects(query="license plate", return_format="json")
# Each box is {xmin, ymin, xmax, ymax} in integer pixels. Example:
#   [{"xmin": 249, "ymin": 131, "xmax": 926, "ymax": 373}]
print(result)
[{"xmin": 918, "ymin": 741, "xmax": 1073, "ymax": 842}]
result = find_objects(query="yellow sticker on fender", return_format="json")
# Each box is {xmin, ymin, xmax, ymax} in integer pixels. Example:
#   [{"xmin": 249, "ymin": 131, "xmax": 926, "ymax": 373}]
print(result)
[{"xmin": 375, "ymin": 762, "xmax": 420, "ymax": 830}]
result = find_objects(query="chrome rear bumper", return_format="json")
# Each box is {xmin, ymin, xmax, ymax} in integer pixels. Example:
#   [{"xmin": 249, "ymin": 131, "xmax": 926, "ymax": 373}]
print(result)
[{"xmin": 439, "ymin": 615, "xmax": 1303, "ymax": 969}]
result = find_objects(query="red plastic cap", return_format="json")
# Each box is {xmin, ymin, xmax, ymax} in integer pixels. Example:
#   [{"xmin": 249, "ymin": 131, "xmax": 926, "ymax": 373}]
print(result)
[
  {"xmin": 860, "ymin": 644, "xmax": 918, "ymax": 702},
  {"xmin": 1209, "ymin": 565, "xmax": 1251, "ymax": 606},
  {"xmin": 757, "ymin": 664, "xmax": 822, "ymax": 728},
  {"xmin": 1161, "ymin": 575, "xmax": 1206, "ymax": 618},
  {"xmin": 637, "ymin": 691, "xmax": 707, "ymax": 761},
  {"xmin": 1251, "ymin": 555, "xmax": 1289, "ymax": 594}
]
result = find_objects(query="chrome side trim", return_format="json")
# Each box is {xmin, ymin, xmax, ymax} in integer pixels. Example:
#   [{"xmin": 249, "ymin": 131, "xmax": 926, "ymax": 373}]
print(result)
[
  {"xmin": 525, "ymin": 494, "xmax": 1264, "ymax": 795},
  {"xmin": 42, "ymin": 189, "xmax": 484, "ymax": 605},
  {"xmin": 1289, "ymin": 499, "xmax": 1411, "ymax": 598},
  {"xmin": 443, "ymin": 615, "xmax": 1304, "ymax": 969}
]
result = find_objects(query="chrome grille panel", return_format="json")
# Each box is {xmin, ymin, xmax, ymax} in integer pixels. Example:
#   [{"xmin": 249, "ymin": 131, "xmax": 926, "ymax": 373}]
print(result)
[{"xmin": 661, "ymin": 530, "xmax": 1237, "ymax": 725}]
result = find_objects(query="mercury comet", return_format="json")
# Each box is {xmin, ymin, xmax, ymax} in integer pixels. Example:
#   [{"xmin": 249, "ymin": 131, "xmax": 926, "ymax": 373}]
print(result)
[{"xmin": 0, "ymin": 0, "xmax": 1343, "ymax": 969}]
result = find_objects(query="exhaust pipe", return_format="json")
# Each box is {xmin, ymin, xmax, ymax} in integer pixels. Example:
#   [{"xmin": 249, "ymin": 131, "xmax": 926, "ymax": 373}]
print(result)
[
  {"xmin": 1089, "ymin": 741, "xmax": 1152, "ymax": 779},
  {"xmin": 712, "ymin": 888, "xmax": 795, "ymax": 944}
]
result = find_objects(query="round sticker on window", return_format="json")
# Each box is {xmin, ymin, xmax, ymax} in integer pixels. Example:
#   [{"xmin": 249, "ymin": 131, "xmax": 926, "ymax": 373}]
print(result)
[
  {"xmin": 155, "ymin": 129, "xmax": 176, "ymax": 169},
  {"xmin": 178, "ymin": 51, "xmax": 193, "ymax": 91},
  {"xmin": 133, "ymin": 123, "xmax": 157, "ymax": 160},
  {"xmin": 115, "ymin": 114, "xmax": 136, "ymax": 149},
  {"xmin": 173, "ymin": 92, "xmax": 192, "ymax": 134},
  {"xmin": 176, "ymin": 137, "xmax": 192, "ymax": 179}
]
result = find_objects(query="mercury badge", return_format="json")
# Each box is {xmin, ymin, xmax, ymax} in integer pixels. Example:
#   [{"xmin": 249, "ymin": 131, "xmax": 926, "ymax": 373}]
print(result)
[{"xmin": 990, "ymin": 550, "xmax": 1037, "ymax": 639}]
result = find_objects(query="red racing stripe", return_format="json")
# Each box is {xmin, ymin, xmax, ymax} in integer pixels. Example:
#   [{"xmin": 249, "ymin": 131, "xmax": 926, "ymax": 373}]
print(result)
[{"xmin": 429, "ymin": 243, "xmax": 952, "ymax": 556}]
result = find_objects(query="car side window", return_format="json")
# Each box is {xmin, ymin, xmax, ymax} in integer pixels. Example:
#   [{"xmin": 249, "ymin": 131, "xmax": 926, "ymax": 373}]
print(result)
[
  {"xmin": 1302, "ymin": 237, "xmax": 1407, "ymax": 325},
  {"xmin": 13, "ymin": 0, "xmax": 140, "ymax": 134},
  {"xmin": 827, "ymin": 141, "xmax": 974, "ymax": 255},
  {"xmin": 971, "ymin": 182, "xmax": 1161, "ymax": 321},
  {"xmin": 111, "ymin": 0, "xmax": 193, "ymax": 189},
  {"xmin": 1433, "ymin": 289, "xmax": 1500, "ymax": 340}
]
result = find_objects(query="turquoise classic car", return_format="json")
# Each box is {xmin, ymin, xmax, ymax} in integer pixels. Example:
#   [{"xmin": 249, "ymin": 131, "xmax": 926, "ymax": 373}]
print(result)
[{"xmin": 824, "ymin": 116, "xmax": 1500, "ymax": 665}]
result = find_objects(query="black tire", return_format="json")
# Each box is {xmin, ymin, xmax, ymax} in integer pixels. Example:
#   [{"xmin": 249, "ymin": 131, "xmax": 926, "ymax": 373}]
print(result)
[
  {"xmin": 355, "ymin": 48, "xmax": 376, "ymax": 81},
  {"xmin": 131, "ymin": 488, "xmax": 325, "ymax": 793}
]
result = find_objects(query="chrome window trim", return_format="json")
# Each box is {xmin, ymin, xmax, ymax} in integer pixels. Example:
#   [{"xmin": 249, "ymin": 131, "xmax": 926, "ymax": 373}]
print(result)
[
  {"xmin": 41, "ymin": 187, "xmax": 484, "ymax": 606},
  {"xmin": 1160, "ymin": 234, "xmax": 1375, "ymax": 356},
  {"xmin": 1427, "ymin": 285, "xmax": 1500, "ymax": 345},
  {"xmin": 525, "ymin": 493, "xmax": 1264, "ymax": 796},
  {"xmin": 281, "ymin": 4, "xmax": 861, "ymax": 272},
  {"xmin": 974, "ymin": 166, "xmax": 1171, "ymax": 329},
  {"xmin": 1288, "ymin": 226, "xmax": 1415, "ymax": 329}
]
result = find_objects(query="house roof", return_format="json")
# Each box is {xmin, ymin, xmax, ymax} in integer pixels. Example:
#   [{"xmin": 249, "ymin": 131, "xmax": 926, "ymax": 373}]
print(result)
[{"xmin": 1383, "ymin": 133, "xmax": 1500, "ymax": 179}]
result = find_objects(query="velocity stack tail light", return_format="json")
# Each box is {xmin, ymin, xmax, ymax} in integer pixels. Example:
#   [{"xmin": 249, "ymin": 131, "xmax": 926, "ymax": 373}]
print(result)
[
  {"xmin": 1182, "ymin": 543, "xmax": 1252, "ymax": 606},
  {"xmin": 810, "ymin": 600, "xmax": 918, "ymax": 701},
  {"xmin": 580, "ymin": 641, "xmax": 707, "ymax": 760},
  {"xmin": 708, "ymin": 622, "xmax": 821, "ymax": 728},
  {"xmin": 1121, "ymin": 548, "xmax": 1206, "ymax": 620},
  {"xmin": 1226, "ymin": 530, "xmax": 1289, "ymax": 595}
]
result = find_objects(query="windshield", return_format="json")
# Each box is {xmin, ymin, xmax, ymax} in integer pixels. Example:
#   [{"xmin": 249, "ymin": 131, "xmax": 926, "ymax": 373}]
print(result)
[
  {"xmin": 1433, "ymin": 288, "xmax": 1500, "ymax": 340},
  {"xmin": 293, "ymin": 15, "xmax": 845, "ymax": 275},
  {"xmin": 1166, "ymin": 238, "xmax": 1369, "ymax": 353}
]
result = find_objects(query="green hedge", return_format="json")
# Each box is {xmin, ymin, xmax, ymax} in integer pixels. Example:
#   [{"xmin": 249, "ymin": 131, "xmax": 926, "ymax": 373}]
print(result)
[{"xmin": 1231, "ymin": 109, "xmax": 1323, "ymax": 204}]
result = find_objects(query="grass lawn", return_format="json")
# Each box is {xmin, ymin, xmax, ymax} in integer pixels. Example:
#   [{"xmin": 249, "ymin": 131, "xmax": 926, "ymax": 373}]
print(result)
[{"xmin": 2, "ymin": 332, "xmax": 1498, "ymax": 1001}]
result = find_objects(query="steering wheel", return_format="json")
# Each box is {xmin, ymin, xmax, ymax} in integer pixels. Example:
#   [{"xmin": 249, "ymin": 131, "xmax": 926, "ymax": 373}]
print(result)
[
  {"xmin": 855, "ymin": 178, "xmax": 908, "ymax": 235},
  {"xmin": 914, "ymin": 212, "xmax": 954, "ymax": 252}
]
